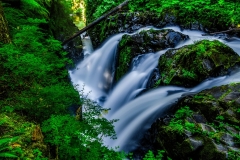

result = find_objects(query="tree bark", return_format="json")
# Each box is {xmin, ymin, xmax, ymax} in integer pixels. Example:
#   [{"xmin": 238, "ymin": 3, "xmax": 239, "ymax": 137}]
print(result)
[
  {"xmin": 62, "ymin": 0, "xmax": 129, "ymax": 45},
  {"xmin": 0, "ymin": 2, "xmax": 11, "ymax": 44}
]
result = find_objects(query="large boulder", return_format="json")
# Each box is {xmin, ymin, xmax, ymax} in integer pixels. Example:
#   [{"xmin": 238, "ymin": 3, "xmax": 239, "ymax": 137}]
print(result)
[
  {"xmin": 133, "ymin": 83, "xmax": 240, "ymax": 159},
  {"xmin": 115, "ymin": 29, "xmax": 189, "ymax": 81},
  {"xmin": 157, "ymin": 40, "xmax": 240, "ymax": 87}
]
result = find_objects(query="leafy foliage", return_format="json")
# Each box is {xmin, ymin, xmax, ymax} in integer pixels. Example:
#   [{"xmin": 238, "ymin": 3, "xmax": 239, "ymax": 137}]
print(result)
[
  {"xmin": 0, "ymin": 0, "xmax": 81, "ymax": 122},
  {"xmin": 33, "ymin": 148, "xmax": 48, "ymax": 160},
  {"xmin": 85, "ymin": 0, "xmax": 124, "ymax": 22},
  {"xmin": 143, "ymin": 150, "xmax": 167, "ymax": 160},
  {"xmin": 21, "ymin": 0, "xmax": 49, "ymax": 18},
  {"xmin": 0, "ymin": 136, "xmax": 21, "ymax": 158},
  {"xmin": 85, "ymin": 0, "xmax": 240, "ymax": 29},
  {"xmin": 41, "ymin": 98, "xmax": 125, "ymax": 159},
  {"xmin": 168, "ymin": 106, "xmax": 199, "ymax": 134}
]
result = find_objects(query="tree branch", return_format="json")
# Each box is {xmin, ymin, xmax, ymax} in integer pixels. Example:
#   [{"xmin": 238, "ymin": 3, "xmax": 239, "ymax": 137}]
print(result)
[{"xmin": 62, "ymin": 0, "xmax": 129, "ymax": 45}]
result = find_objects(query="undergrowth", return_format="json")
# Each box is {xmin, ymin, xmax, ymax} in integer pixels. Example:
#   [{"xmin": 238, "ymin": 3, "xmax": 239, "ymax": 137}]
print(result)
[{"xmin": 85, "ymin": 0, "xmax": 240, "ymax": 29}]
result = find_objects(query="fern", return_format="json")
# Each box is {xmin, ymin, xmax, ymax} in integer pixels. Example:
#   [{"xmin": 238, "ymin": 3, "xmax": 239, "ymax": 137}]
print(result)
[
  {"xmin": 0, "ymin": 137, "xmax": 20, "ymax": 158},
  {"xmin": 21, "ymin": 0, "xmax": 49, "ymax": 18}
]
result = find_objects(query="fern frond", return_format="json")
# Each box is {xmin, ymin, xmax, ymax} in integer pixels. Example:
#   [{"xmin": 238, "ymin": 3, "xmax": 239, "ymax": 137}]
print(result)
[
  {"xmin": 0, "ymin": 137, "xmax": 19, "ymax": 158},
  {"xmin": 0, "ymin": 119, "xmax": 6, "ymax": 126},
  {"xmin": 0, "ymin": 137, "xmax": 19, "ymax": 147},
  {"xmin": 21, "ymin": 0, "xmax": 49, "ymax": 18},
  {"xmin": 0, "ymin": 152, "xmax": 18, "ymax": 158},
  {"xmin": 0, "ymin": 146, "xmax": 10, "ymax": 152}
]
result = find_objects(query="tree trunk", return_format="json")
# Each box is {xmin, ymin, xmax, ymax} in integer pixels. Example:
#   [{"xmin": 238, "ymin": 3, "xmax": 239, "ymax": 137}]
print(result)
[
  {"xmin": 62, "ymin": 0, "xmax": 129, "ymax": 45},
  {"xmin": 0, "ymin": 2, "xmax": 11, "ymax": 44}
]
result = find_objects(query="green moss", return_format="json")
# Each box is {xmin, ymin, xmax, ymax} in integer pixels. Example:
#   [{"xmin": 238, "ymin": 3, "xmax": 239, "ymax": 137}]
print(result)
[
  {"xmin": 199, "ymin": 137, "xmax": 226, "ymax": 160},
  {"xmin": 180, "ymin": 139, "xmax": 195, "ymax": 154},
  {"xmin": 158, "ymin": 40, "xmax": 240, "ymax": 87},
  {"xmin": 116, "ymin": 46, "xmax": 132, "ymax": 81}
]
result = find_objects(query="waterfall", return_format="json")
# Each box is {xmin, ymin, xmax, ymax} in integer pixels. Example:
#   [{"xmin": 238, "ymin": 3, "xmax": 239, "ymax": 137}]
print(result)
[
  {"xmin": 103, "ymin": 52, "xmax": 165, "ymax": 114},
  {"xmin": 69, "ymin": 26, "xmax": 240, "ymax": 152},
  {"xmin": 69, "ymin": 33, "xmax": 124, "ymax": 101},
  {"xmin": 105, "ymin": 70, "xmax": 240, "ymax": 151},
  {"xmin": 80, "ymin": 32, "xmax": 94, "ymax": 57}
]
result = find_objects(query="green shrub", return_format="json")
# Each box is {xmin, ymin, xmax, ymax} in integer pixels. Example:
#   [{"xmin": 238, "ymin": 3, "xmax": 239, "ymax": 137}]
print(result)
[{"xmin": 41, "ymin": 99, "xmax": 125, "ymax": 159}]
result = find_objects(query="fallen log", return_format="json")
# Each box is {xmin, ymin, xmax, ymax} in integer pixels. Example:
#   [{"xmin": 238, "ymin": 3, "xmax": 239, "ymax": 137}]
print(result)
[
  {"xmin": 62, "ymin": 0, "xmax": 129, "ymax": 45},
  {"xmin": 202, "ymin": 28, "xmax": 240, "ymax": 36}
]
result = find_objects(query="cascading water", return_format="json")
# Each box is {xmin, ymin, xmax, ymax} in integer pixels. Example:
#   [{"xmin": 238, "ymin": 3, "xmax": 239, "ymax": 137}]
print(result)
[
  {"xmin": 106, "ymin": 70, "xmax": 240, "ymax": 151},
  {"xmin": 69, "ymin": 33, "xmax": 124, "ymax": 101},
  {"xmin": 69, "ymin": 26, "xmax": 240, "ymax": 152},
  {"xmin": 103, "ymin": 52, "xmax": 164, "ymax": 114},
  {"xmin": 80, "ymin": 32, "xmax": 94, "ymax": 57}
]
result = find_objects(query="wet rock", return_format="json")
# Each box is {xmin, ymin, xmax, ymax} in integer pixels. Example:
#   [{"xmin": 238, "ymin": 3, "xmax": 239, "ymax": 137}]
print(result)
[
  {"xmin": 235, "ymin": 97, "xmax": 240, "ymax": 104},
  {"xmin": 197, "ymin": 139, "xmax": 227, "ymax": 160},
  {"xmin": 225, "ymin": 109, "xmax": 236, "ymax": 117},
  {"xmin": 180, "ymin": 83, "xmax": 240, "ymax": 122},
  {"xmin": 220, "ymin": 133, "xmax": 235, "ymax": 147},
  {"xmin": 190, "ymin": 21, "xmax": 203, "ymax": 30},
  {"xmin": 202, "ymin": 59, "xmax": 214, "ymax": 71},
  {"xmin": 162, "ymin": 117, "xmax": 172, "ymax": 125},
  {"xmin": 199, "ymin": 123, "xmax": 217, "ymax": 133},
  {"xmin": 223, "ymin": 92, "xmax": 240, "ymax": 102},
  {"xmin": 193, "ymin": 114, "xmax": 207, "ymax": 123},
  {"xmin": 228, "ymin": 146, "xmax": 240, "ymax": 152},
  {"xmin": 115, "ymin": 29, "xmax": 189, "ymax": 81},
  {"xmin": 181, "ymin": 138, "xmax": 204, "ymax": 154},
  {"xmin": 166, "ymin": 31, "xmax": 188, "ymax": 47},
  {"xmin": 147, "ymin": 68, "xmax": 160, "ymax": 88},
  {"xmin": 224, "ymin": 126, "xmax": 238, "ymax": 135},
  {"xmin": 164, "ymin": 14, "xmax": 176, "ymax": 26},
  {"xmin": 213, "ymin": 142, "xmax": 228, "ymax": 153},
  {"xmin": 184, "ymin": 129, "xmax": 193, "ymax": 137},
  {"xmin": 158, "ymin": 40, "xmax": 240, "ymax": 87},
  {"xmin": 186, "ymin": 117, "xmax": 195, "ymax": 123}
]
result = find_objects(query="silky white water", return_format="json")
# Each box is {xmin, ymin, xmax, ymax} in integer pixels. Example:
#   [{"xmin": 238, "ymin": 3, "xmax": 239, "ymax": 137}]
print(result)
[{"xmin": 69, "ymin": 26, "xmax": 240, "ymax": 152}]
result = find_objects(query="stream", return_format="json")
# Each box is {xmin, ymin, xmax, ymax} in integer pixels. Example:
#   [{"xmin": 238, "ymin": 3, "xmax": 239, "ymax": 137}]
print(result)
[{"xmin": 69, "ymin": 26, "xmax": 240, "ymax": 152}]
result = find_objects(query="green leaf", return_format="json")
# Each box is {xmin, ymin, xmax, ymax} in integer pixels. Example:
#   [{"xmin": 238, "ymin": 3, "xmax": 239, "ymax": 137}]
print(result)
[{"xmin": 0, "ymin": 152, "xmax": 18, "ymax": 158}]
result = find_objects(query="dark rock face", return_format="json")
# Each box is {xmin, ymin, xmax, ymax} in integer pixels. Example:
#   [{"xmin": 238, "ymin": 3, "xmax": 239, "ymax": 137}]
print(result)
[
  {"xmin": 166, "ymin": 31, "xmax": 185, "ymax": 47},
  {"xmin": 137, "ymin": 83, "xmax": 240, "ymax": 159},
  {"xmin": 63, "ymin": 37, "xmax": 83, "ymax": 65},
  {"xmin": 181, "ymin": 83, "xmax": 240, "ymax": 124},
  {"xmin": 158, "ymin": 40, "xmax": 240, "ymax": 87},
  {"xmin": 89, "ymin": 12, "xmax": 179, "ymax": 48},
  {"xmin": 115, "ymin": 29, "xmax": 189, "ymax": 82}
]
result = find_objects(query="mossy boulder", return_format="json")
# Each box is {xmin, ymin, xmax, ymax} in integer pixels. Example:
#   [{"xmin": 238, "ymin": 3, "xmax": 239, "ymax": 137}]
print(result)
[
  {"xmin": 156, "ymin": 117, "xmax": 231, "ymax": 159},
  {"xmin": 115, "ymin": 29, "xmax": 188, "ymax": 81},
  {"xmin": 180, "ymin": 83, "xmax": 240, "ymax": 124},
  {"xmin": 144, "ymin": 83, "xmax": 240, "ymax": 159},
  {"xmin": 158, "ymin": 40, "xmax": 240, "ymax": 87}
]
